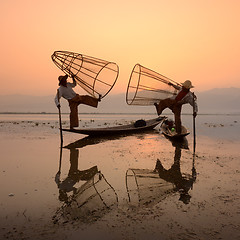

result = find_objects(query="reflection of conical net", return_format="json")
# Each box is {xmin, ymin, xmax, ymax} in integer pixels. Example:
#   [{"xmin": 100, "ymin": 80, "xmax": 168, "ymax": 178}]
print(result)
[
  {"xmin": 52, "ymin": 51, "xmax": 119, "ymax": 99},
  {"xmin": 126, "ymin": 64, "xmax": 181, "ymax": 105},
  {"xmin": 126, "ymin": 169, "xmax": 174, "ymax": 207},
  {"xmin": 54, "ymin": 172, "xmax": 118, "ymax": 224}
]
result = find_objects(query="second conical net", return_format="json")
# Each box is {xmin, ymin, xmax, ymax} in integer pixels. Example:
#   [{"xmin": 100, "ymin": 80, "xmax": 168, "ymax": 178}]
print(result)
[{"xmin": 126, "ymin": 64, "xmax": 181, "ymax": 105}]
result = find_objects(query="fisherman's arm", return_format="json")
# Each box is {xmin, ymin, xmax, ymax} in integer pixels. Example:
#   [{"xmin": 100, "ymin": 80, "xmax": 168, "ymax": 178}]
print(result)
[
  {"xmin": 191, "ymin": 93, "xmax": 198, "ymax": 117},
  {"xmin": 54, "ymin": 90, "xmax": 61, "ymax": 108},
  {"xmin": 70, "ymin": 72, "xmax": 77, "ymax": 87},
  {"xmin": 168, "ymin": 82, "xmax": 181, "ymax": 90}
]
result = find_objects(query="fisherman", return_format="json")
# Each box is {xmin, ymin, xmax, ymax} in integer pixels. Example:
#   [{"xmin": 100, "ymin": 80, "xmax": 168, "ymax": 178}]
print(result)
[
  {"xmin": 54, "ymin": 74, "xmax": 101, "ymax": 129},
  {"xmin": 154, "ymin": 141, "xmax": 196, "ymax": 204},
  {"xmin": 154, "ymin": 80, "xmax": 198, "ymax": 134}
]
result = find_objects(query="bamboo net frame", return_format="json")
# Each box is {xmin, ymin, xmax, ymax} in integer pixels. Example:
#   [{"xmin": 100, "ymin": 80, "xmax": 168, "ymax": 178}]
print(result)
[
  {"xmin": 126, "ymin": 64, "xmax": 181, "ymax": 106},
  {"xmin": 125, "ymin": 168, "xmax": 174, "ymax": 208},
  {"xmin": 53, "ymin": 172, "xmax": 118, "ymax": 224},
  {"xmin": 52, "ymin": 51, "xmax": 119, "ymax": 99}
]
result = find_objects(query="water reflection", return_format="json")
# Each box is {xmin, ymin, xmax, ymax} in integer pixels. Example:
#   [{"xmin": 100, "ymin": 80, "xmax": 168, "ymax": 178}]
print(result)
[
  {"xmin": 126, "ymin": 168, "xmax": 174, "ymax": 208},
  {"xmin": 154, "ymin": 138, "xmax": 197, "ymax": 204},
  {"xmin": 126, "ymin": 137, "xmax": 197, "ymax": 207},
  {"xmin": 63, "ymin": 133, "xmax": 145, "ymax": 149},
  {"xmin": 53, "ymin": 140, "xmax": 118, "ymax": 224},
  {"xmin": 55, "ymin": 148, "xmax": 99, "ymax": 203}
]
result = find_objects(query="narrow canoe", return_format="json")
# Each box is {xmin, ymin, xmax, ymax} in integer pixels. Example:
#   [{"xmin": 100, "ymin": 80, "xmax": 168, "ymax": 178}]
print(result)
[
  {"xmin": 160, "ymin": 118, "xmax": 190, "ymax": 139},
  {"xmin": 62, "ymin": 117, "xmax": 164, "ymax": 136}
]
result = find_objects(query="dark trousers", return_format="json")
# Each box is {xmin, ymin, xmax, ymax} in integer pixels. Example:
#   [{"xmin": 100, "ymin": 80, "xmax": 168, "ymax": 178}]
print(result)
[
  {"xmin": 68, "ymin": 94, "xmax": 98, "ymax": 128},
  {"xmin": 155, "ymin": 98, "xmax": 182, "ymax": 134}
]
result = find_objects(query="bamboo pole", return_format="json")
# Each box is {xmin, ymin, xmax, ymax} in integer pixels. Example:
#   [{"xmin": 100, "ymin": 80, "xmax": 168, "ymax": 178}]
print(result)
[
  {"xmin": 192, "ymin": 92, "xmax": 196, "ymax": 154},
  {"xmin": 57, "ymin": 89, "xmax": 63, "ymax": 145},
  {"xmin": 58, "ymin": 141, "xmax": 63, "ymax": 173}
]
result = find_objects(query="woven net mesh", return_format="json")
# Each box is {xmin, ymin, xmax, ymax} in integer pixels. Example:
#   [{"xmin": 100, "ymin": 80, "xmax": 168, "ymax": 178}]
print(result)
[
  {"xmin": 126, "ymin": 168, "xmax": 174, "ymax": 207},
  {"xmin": 52, "ymin": 51, "xmax": 119, "ymax": 99},
  {"xmin": 126, "ymin": 64, "xmax": 181, "ymax": 105},
  {"xmin": 53, "ymin": 172, "xmax": 118, "ymax": 224}
]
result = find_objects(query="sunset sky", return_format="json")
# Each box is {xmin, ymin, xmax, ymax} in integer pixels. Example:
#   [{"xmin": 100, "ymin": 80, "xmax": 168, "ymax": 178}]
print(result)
[{"xmin": 1, "ymin": 0, "xmax": 240, "ymax": 96}]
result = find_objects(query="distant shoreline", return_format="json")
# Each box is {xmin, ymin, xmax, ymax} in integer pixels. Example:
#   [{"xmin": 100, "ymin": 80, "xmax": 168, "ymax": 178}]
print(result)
[{"xmin": 0, "ymin": 112, "xmax": 239, "ymax": 116}]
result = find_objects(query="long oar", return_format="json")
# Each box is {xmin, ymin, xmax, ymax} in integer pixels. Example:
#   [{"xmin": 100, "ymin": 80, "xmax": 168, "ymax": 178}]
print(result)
[
  {"xmin": 192, "ymin": 92, "xmax": 196, "ymax": 154},
  {"xmin": 57, "ymin": 89, "xmax": 63, "ymax": 145},
  {"xmin": 58, "ymin": 141, "xmax": 63, "ymax": 173}
]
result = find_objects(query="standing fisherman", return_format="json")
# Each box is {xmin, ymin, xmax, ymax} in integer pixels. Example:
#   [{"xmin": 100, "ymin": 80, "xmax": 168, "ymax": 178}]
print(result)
[
  {"xmin": 154, "ymin": 80, "xmax": 198, "ymax": 134},
  {"xmin": 55, "ymin": 74, "xmax": 101, "ymax": 129}
]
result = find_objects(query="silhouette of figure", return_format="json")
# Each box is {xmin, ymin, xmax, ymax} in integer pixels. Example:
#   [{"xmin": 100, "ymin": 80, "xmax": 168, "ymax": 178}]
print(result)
[
  {"xmin": 154, "ymin": 139, "xmax": 196, "ymax": 204},
  {"xmin": 54, "ymin": 74, "xmax": 101, "ymax": 129},
  {"xmin": 154, "ymin": 80, "xmax": 198, "ymax": 134},
  {"xmin": 55, "ymin": 148, "xmax": 98, "ymax": 203}
]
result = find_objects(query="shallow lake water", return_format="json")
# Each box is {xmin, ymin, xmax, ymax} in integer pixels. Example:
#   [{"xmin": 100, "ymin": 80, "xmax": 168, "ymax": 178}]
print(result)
[{"xmin": 0, "ymin": 113, "xmax": 240, "ymax": 240}]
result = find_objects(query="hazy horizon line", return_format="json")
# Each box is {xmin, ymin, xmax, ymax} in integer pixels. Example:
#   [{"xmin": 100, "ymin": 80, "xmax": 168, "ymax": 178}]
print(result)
[{"xmin": 0, "ymin": 112, "xmax": 240, "ymax": 116}]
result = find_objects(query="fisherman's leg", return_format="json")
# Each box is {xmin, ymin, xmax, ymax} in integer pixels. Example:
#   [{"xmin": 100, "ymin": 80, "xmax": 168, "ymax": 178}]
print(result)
[
  {"xmin": 69, "ymin": 149, "xmax": 79, "ymax": 175},
  {"xmin": 154, "ymin": 98, "xmax": 173, "ymax": 115},
  {"xmin": 173, "ymin": 105, "xmax": 182, "ymax": 134},
  {"xmin": 154, "ymin": 159, "xmax": 164, "ymax": 172},
  {"xmin": 75, "ymin": 94, "xmax": 99, "ymax": 108},
  {"xmin": 69, "ymin": 101, "xmax": 79, "ymax": 128}
]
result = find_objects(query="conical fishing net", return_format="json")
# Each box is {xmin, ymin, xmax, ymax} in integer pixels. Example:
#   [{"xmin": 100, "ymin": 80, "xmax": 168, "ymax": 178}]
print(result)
[
  {"xmin": 53, "ymin": 172, "xmax": 118, "ymax": 224},
  {"xmin": 126, "ymin": 64, "xmax": 181, "ymax": 105},
  {"xmin": 52, "ymin": 51, "xmax": 119, "ymax": 99},
  {"xmin": 126, "ymin": 168, "xmax": 174, "ymax": 208}
]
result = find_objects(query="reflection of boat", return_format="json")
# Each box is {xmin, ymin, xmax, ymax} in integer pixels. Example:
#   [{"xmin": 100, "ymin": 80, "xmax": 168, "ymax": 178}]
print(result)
[
  {"xmin": 160, "ymin": 118, "xmax": 190, "ymax": 139},
  {"xmin": 62, "ymin": 117, "xmax": 164, "ymax": 136},
  {"xmin": 54, "ymin": 171, "xmax": 118, "ymax": 224},
  {"xmin": 64, "ymin": 134, "xmax": 127, "ymax": 149},
  {"xmin": 125, "ymin": 168, "xmax": 174, "ymax": 208}
]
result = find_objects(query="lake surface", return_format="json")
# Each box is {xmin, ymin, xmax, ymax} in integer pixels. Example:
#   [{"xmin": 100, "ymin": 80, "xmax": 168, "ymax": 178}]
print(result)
[{"xmin": 0, "ymin": 113, "xmax": 239, "ymax": 240}]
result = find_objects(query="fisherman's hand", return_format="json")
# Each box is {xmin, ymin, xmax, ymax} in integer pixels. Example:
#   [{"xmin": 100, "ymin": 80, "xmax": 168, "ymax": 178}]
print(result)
[
  {"xmin": 69, "ymin": 71, "xmax": 76, "ymax": 79},
  {"xmin": 57, "ymin": 104, "xmax": 61, "ymax": 109},
  {"xmin": 193, "ymin": 112, "xmax": 197, "ymax": 118}
]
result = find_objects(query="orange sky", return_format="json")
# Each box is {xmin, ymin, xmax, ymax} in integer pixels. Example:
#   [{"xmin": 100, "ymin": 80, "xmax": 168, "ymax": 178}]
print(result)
[{"xmin": 1, "ymin": 0, "xmax": 240, "ymax": 96}]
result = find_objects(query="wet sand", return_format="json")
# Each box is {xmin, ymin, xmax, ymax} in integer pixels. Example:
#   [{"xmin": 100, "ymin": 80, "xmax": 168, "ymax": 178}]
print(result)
[{"xmin": 0, "ymin": 114, "xmax": 240, "ymax": 240}]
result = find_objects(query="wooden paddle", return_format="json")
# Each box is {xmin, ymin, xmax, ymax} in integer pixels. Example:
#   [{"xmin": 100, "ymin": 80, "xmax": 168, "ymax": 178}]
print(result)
[
  {"xmin": 57, "ymin": 89, "xmax": 63, "ymax": 145},
  {"xmin": 192, "ymin": 92, "xmax": 196, "ymax": 154}
]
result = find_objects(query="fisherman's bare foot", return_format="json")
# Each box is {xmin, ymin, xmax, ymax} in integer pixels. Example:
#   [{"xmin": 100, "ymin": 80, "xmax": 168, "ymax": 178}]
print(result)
[{"xmin": 154, "ymin": 103, "xmax": 160, "ymax": 115}]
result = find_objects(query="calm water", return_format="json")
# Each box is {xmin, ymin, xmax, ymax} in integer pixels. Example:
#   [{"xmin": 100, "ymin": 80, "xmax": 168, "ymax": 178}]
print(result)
[
  {"xmin": 1, "ymin": 112, "xmax": 239, "ymax": 140},
  {"xmin": 0, "ymin": 113, "xmax": 240, "ymax": 239}
]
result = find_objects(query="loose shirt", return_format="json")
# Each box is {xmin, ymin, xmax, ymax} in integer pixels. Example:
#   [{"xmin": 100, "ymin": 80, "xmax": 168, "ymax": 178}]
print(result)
[
  {"xmin": 170, "ymin": 85, "xmax": 198, "ymax": 113},
  {"xmin": 54, "ymin": 82, "xmax": 77, "ymax": 106}
]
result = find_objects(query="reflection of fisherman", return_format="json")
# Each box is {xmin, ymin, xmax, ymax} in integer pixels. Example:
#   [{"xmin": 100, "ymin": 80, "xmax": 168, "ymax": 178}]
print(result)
[
  {"xmin": 154, "ymin": 80, "xmax": 198, "ymax": 134},
  {"xmin": 154, "ymin": 144, "xmax": 196, "ymax": 204},
  {"xmin": 54, "ymin": 74, "xmax": 101, "ymax": 129},
  {"xmin": 55, "ymin": 148, "xmax": 98, "ymax": 203}
]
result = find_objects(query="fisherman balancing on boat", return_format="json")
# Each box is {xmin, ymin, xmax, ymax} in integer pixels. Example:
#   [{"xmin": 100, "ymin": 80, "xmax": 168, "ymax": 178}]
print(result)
[
  {"xmin": 54, "ymin": 74, "xmax": 101, "ymax": 130},
  {"xmin": 154, "ymin": 80, "xmax": 198, "ymax": 134}
]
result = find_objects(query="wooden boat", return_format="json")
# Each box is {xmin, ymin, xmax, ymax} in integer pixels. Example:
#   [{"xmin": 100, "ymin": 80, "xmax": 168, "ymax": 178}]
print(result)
[
  {"xmin": 160, "ymin": 118, "xmax": 190, "ymax": 139},
  {"xmin": 62, "ymin": 117, "xmax": 164, "ymax": 136}
]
